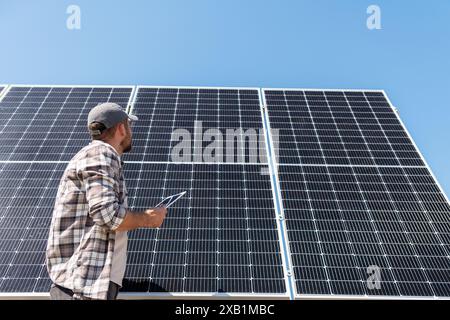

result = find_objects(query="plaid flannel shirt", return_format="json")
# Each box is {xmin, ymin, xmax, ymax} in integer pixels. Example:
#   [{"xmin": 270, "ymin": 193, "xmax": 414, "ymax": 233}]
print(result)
[{"xmin": 46, "ymin": 140, "xmax": 127, "ymax": 300}]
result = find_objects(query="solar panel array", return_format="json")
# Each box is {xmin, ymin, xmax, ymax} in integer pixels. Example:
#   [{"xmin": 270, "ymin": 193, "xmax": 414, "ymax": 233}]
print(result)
[
  {"xmin": 263, "ymin": 89, "xmax": 450, "ymax": 298},
  {"xmin": 0, "ymin": 85, "xmax": 449, "ymax": 299}
]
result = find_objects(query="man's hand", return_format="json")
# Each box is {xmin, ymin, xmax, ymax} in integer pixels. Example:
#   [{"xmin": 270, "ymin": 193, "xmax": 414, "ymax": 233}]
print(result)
[
  {"xmin": 144, "ymin": 207, "xmax": 167, "ymax": 228},
  {"xmin": 116, "ymin": 207, "xmax": 168, "ymax": 231}
]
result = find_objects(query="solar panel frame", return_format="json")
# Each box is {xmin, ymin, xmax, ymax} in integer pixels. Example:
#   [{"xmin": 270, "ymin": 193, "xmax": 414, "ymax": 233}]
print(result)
[
  {"xmin": 262, "ymin": 88, "xmax": 450, "ymax": 300},
  {"xmin": 0, "ymin": 85, "xmax": 8, "ymax": 98}
]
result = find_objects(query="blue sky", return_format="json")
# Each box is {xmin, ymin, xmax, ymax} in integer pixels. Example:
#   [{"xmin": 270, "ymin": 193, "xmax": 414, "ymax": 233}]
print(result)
[{"xmin": 0, "ymin": 0, "xmax": 449, "ymax": 196}]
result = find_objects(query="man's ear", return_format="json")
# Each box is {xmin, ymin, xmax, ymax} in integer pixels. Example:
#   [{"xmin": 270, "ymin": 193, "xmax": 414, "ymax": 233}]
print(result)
[{"xmin": 118, "ymin": 122, "xmax": 126, "ymax": 137}]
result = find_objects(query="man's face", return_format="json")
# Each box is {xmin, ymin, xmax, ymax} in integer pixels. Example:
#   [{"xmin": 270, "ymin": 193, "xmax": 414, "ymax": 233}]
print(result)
[{"xmin": 120, "ymin": 120, "xmax": 133, "ymax": 153}]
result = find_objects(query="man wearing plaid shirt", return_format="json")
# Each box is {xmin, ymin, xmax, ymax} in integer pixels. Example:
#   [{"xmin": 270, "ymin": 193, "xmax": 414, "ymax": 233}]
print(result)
[{"xmin": 46, "ymin": 103, "xmax": 167, "ymax": 300}]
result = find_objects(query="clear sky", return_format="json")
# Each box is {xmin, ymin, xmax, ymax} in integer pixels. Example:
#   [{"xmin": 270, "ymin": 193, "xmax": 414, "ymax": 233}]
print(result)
[{"xmin": 0, "ymin": 0, "xmax": 449, "ymax": 196}]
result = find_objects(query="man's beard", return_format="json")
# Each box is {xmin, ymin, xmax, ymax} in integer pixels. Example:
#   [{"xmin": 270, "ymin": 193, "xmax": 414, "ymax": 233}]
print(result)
[{"xmin": 121, "ymin": 136, "xmax": 132, "ymax": 153}]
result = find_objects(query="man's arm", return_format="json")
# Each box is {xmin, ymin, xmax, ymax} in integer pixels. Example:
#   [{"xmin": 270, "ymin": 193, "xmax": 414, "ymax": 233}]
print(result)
[
  {"xmin": 80, "ymin": 147, "xmax": 168, "ymax": 232},
  {"xmin": 116, "ymin": 207, "xmax": 167, "ymax": 232}
]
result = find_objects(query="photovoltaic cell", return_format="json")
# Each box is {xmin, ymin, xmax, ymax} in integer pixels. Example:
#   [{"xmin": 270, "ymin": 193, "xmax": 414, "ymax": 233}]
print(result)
[
  {"xmin": 0, "ymin": 86, "xmax": 133, "ymax": 161},
  {"xmin": 264, "ymin": 89, "xmax": 450, "ymax": 298}
]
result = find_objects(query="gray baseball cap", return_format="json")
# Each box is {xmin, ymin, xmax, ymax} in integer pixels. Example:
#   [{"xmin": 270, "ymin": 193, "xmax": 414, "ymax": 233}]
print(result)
[{"xmin": 87, "ymin": 102, "xmax": 138, "ymax": 136}]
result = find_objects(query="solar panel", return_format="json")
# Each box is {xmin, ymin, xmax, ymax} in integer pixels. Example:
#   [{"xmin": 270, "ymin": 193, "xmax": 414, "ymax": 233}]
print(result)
[
  {"xmin": 120, "ymin": 87, "xmax": 286, "ymax": 297},
  {"xmin": 123, "ymin": 162, "xmax": 285, "ymax": 295},
  {"xmin": 263, "ymin": 89, "xmax": 450, "ymax": 298},
  {"xmin": 0, "ymin": 86, "xmax": 134, "ymax": 161}
]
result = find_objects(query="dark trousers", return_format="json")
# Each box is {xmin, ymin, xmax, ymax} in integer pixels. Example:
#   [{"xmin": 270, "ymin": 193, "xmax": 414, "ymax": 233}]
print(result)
[{"xmin": 49, "ymin": 282, "xmax": 120, "ymax": 300}]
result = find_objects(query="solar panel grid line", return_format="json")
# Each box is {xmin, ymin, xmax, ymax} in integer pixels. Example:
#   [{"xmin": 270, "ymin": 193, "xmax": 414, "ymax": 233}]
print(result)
[
  {"xmin": 0, "ymin": 291, "xmax": 288, "ymax": 300},
  {"xmin": 133, "ymin": 85, "xmax": 261, "ymax": 91},
  {"xmin": 260, "ymin": 89, "xmax": 297, "ymax": 300},
  {"xmin": 277, "ymin": 164, "xmax": 429, "ymax": 168},
  {"xmin": 120, "ymin": 161, "xmax": 267, "ymax": 165},
  {"xmin": 380, "ymin": 90, "xmax": 450, "ymax": 205},
  {"xmin": 7, "ymin": 84, "xmax": 136, "ymax": 89},
  {"xmin": 119, "ymin": 291, "xmax": 288, "ymax": 300}
]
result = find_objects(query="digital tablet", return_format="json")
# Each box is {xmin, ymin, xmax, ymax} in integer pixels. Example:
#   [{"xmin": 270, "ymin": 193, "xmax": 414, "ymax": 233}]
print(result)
[{"xmin": 155, "ymin": 191, "xmax": 187, "ymax": 208}]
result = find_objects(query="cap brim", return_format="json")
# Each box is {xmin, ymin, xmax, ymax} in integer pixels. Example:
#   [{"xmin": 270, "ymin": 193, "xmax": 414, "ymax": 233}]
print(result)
[{"xmin": 128, "ymin": 114, "xmax": 138, "ymax": 121}]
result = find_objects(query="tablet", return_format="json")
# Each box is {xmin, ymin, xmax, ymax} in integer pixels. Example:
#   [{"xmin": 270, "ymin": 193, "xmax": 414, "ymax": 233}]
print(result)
[{"xmin": 155, "ymin": 191, "xmax": 187, "ymax": 208}]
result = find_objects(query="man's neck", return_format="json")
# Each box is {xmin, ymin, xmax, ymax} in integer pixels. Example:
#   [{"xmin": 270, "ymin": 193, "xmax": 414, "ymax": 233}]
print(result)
[{"xmin": 93, "ymin": 139, "xmax": 122, "ymax": 156}]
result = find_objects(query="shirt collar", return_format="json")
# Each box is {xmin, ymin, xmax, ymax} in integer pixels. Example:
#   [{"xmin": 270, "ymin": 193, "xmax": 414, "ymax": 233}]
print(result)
[{"xmin": 90, "ymin": 140, "xmax": 122, "ymax": 160}]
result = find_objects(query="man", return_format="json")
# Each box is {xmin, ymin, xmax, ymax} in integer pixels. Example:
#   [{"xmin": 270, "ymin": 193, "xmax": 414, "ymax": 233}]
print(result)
[{"xmin": 46, "ymin": 102, "xmax": 167, "ymax": 300}]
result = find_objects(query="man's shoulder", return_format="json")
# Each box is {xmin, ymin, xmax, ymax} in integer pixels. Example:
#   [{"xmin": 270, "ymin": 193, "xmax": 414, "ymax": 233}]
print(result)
[{"xmin": 70, "ymin": 141, "xmax": 121, "ymax": 168}]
